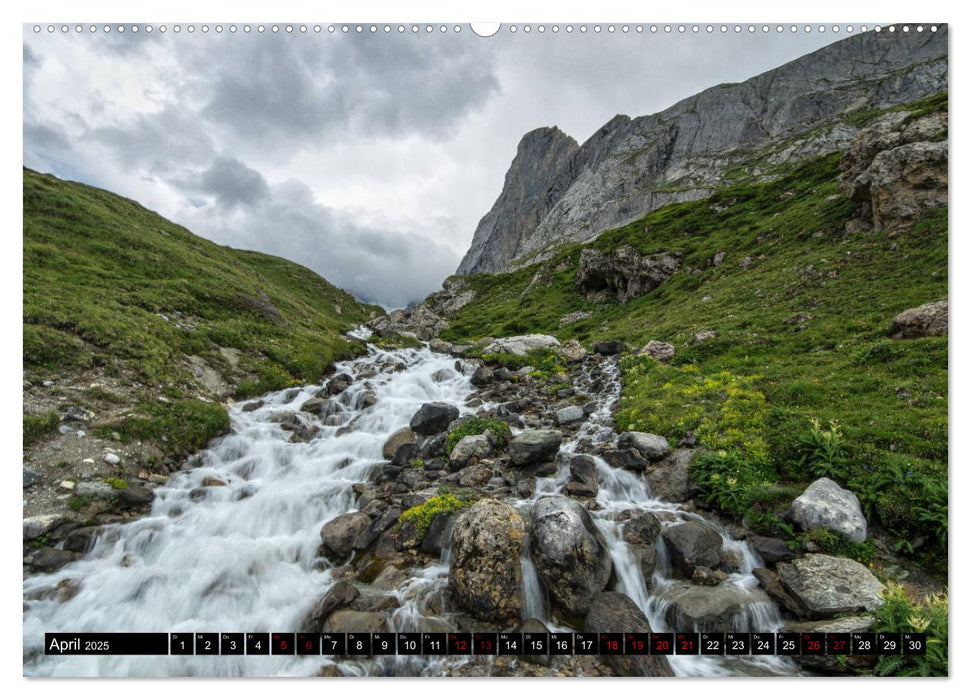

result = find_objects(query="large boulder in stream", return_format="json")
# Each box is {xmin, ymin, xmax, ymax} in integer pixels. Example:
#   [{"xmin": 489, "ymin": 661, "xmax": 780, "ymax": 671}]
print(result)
[
  {"xmin": 618, "ymin": 431, "xmax": 670, "ymax": 461},
  {"xmin": 409, "ymin": 403, "xmax": 460, "ymax": 435},
  {"xmin": 382, "ymin": 427, "xmax": 417, "ymax": 460},
  {"xmin": 790, "ymin": 477, "xmax": 868, "ymax": 543},
  {"xmin": 660, "ymin": 520, "xmax": 724, "ymax": 578},
  {"xmin": 657, "ymin": 581, "xmax": 774, "ymax": 632},
  {"xmin": 509, "ymin": 430, "xmax": 563, "ymax": 467},
  {"xmin": 645, "ymin": 448, "xmax": 699, "ymax": 502},
  {"xmin": 319, "ymin": 512, "xmax": 371, "ymax": 559},
  {"xmin": 529, "ymin": 496, "xmax": 612, "ymax": 617},
  {"xmin": 447, "ymin": 499, "xmax": 524, "ymax": 624},
  {"xmin": 776, "ymin": 554, "xmax": 886, "ymax": 619},
  {"xmin": 584, "ymin": 592, "xmax": 674, "ymax": 677}
]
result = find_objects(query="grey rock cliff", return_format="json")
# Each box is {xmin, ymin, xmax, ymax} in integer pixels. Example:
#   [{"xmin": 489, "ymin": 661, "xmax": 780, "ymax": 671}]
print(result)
[{"xmin": 457, "ymin": 27, "xmax": 947, "ymax": 274}]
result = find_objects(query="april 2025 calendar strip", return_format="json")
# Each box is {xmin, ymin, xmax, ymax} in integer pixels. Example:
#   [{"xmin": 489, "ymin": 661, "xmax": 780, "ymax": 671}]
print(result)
[{"xmin": 45, "ymin": 632, "xmax": 927, "ymax": 656}]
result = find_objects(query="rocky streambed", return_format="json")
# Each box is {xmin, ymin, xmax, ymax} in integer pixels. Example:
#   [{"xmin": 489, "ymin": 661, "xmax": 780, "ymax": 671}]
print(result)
[{"xmin": 23, "ymin": 329, "xmax": 889, "ymax": 677}]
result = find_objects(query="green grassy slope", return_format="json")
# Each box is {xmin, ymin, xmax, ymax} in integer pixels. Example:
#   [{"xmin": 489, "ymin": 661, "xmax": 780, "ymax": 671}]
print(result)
[
  {"xmin": 23, "ymin": 168, "xmax": 380, "ymax": 451},
  {"xmin": 442, "ymin": 104, "xmax": 947, "ymax": 572}
]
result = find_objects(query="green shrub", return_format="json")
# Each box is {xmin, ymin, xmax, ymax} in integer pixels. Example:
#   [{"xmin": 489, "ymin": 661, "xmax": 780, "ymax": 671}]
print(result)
[
  {"xmin": 398, "ymin": 490, "xmax": 477, "ymax": 539},
  {"xmin": 105, "ymin": 477, "xmax": 128, "ymax": 490},
  {"xmin": 23, "ymin": 411, "xmax": 59, "ymax": 446},
  {"xmin": 797, "ymin": 417, "xmax": 847, "ymax": 480},
  {"xmin": 871, "ymin": 583, "xmax": 947, "ymax": 676},
  {"xmin": 445, "ymin": 417, "xmax": 512, "ymax": 457},
  {"xmin": 691, "ymin": 450, "xmax": 769, "ymax": 518}
]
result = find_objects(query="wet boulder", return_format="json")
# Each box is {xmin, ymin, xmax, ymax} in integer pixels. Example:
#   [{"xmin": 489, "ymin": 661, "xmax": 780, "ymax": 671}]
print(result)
[
  {"xmin": 584, "ymin": 592, "xmax": 674, "ymax": 676},
  {"xmin": 391, "ymin": 442, "xmax": 421, "ymax": 467},
  {"xmin": 301, "ymin": 579, "xmax": 360, "ymax": 631},
  {"xmin": 554, "ymin": 405, "xmax": 585, "ymax": 425},
  {"xmin": 658, "ymin": 581, "xmax": 773, "ymax": 632},
  {"xmin": 325, "ymin": 373, "xmax": 353, "ymax": 396},
  {"xmin": 602, "ymin": 448, "xmax": 648, "ymax": 471},
  {"xmin": 352, "ymin": 507, "xmax": 402, "ymax": 552},
  {"xmin": 790, "ymin": 477, "xmax": 868, "ymax": 544},
  {"xmin": 449, "ymin": 434, "xmax": 493, "ymax": 467},
  {"xmin": 30, "ymin": 547, "xmax": 77, "ymax": 573},
  {"xmin": 409, "ymin": 403, "xmax": 460, "ymax": 435},
  {"xmin": 382, "ymin": 427, "xmax": 417, "ymax": 460},
  {"xmin": 63, "ymin": 526, "xmax": 101, "ymax": 553},
  {"xmin": 566, "ymin": 455, "xmax": 599, "ymax": 497},
  {"xmin": 322, "ymin": 610, "xmax": 390, "ymax": 634},
  {"xmin": 447, "ymin": 499, "xmax": 524, "ymax": 624},
  {"xmin": 618, "ymin": 432, "xmax": 670, "ymax": 461},
  {"xmin": 529, "ymin": 496, "xmax": 612, "ymax": 617},
  {"xmin": 776, "ymin": 554, "xmax": 886, "ymax": 619},
  {"xmin": 660, "ymin": 520, "xmax": 724, "ymax": 578},
  {"xmin": 748, "ymin": 535, "xmax": 796, "ymax": 564},
  {"xmin": 320, "ymin": 512, "xmax": 371, "ymax": 559},
  {"xmin": 509, "ymin": 430, "xmax": 563, "ymax": 467},
  {"xmin": 644, "ymin": 448, "xmax": 699, "ymax": 502},
  {"xmin": 471, "ymin": 366, "xmax": 495, "ymax": 386}
]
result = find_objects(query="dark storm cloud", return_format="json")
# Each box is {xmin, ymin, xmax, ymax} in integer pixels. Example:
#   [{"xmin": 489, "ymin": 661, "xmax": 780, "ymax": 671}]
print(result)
[
  {"xmin": 196, "ymin": 33, "xmax": 499, "ymax": 144},
  {"xmin": 186, "ymin": 179, "xmax": 458, "ymax": 307},
  {"xmin": 180, "ymin": 157, "xmax": 270, "ymax": 210}
]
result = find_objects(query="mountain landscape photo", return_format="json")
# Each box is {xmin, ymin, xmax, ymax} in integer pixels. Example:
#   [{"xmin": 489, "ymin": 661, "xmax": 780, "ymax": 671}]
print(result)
[{"xmin": 22, "ymin": 22, "xmax": 948, "ymax": 679}]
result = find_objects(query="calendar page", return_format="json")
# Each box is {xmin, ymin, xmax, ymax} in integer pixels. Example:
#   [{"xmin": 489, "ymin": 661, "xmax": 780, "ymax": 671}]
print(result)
[{"xmin": 22, "ymin": 18, "xmax": 948, "ymax": 680}]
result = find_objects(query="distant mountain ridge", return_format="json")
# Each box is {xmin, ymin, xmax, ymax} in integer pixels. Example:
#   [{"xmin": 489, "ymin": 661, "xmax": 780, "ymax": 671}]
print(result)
[{"xmin": 457, "ymin": 26, "xmax": 948, "ymax": 275}]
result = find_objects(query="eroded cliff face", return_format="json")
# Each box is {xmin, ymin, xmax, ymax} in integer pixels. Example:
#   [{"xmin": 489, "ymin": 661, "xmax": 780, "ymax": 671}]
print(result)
[{"xmin": 457, "ymin": 26, "xmax": 948, "ymax": 275}]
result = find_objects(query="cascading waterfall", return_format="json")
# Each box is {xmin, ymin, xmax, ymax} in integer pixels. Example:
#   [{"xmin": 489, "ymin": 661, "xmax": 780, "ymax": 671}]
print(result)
[{"xmin": 23, "ymin": 330, "xmax": 800, "ymax": 677}]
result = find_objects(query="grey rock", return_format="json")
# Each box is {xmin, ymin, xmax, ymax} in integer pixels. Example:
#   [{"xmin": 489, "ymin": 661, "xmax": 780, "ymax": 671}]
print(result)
[
  {"xmin": 449, "ymin": 434, "xmax": 493, "ymax": 467},
  {"xmin": 559, "ymin": 311, "xmax": 592, "ymax": 327},
  {"xmin": 62, "ymin": 406, "xmax": 94, "ymax": 423},
  {"xmin": 31, "ymin": 547, "xmax": 76, "ymax": 572},
  {"xmin": 391, "ymin": 442, "xmax": 420, "ymax": 467},
  {"xmin": 661, "ymin": 520, "xmax": 724, "ymax": 578},
  {"xmin": 753, "ymin": 566, "xmax": 809, "ymax": 618},
  {"xmin": 421, "ymin": 512, "xmax": 453, "ymax": 555},
  {"xmin": 508, "ymin": 430, "xmax": 563, "ymax": 466},
  {"xmin": 529, "ymin": 496, "xmax": 612, "ymax": 617},
  {"xmin": 23, "ymin": 514, "xmax": 66, "ymax": 541},
  {"xmin": 75, "ymin": 482, "xmax": 115, "ymax": 499},
  {"xmin": 584, "ymin": 592, "xmax": 674, "ymax": 676},
  {"xmin": 320, "ymin": 512, "xmax": 371, "ymax": 559},
  {"xmin": 776, "ymin": 554, "xmax": 886, "ymax": 619},
  {"xmin": 748, "ymin": 535, "xmax": 796, "ymax": 564},
  {"xmin": 645, "ymin": 448, "xmax": 699, "ymax": 502},
  {"xmin": 618, "ymin": 431, "xmax": 670, "ymax": 461},
  {"xmin": 458, "ymin": 28, "xmax": 947, "ymax": 275},
  {"xmin": 382, "ymin": 427, "xmax": 417, "ymax": 460},
  {"xmin": 353, "ymin": 507, "xmax": 402, "ymax": 552},
  {"xmin": 301, "ymin": 579, "xmax": 359, "ymax": 631},
  {"xmin": 409, "ymin": 402, "xmax": 460, "ymax": 435},
  {"xmin": 23, "ymin": 467, "xmax": 41, "ymax": 487},
  {"xmin": 470, "ymin": 366, "xmax": 494, "ymax": 386},
  {"xmin": 579, "ymin": 248, "xmax": 681, "ymax": 304},
  {"xmin": 483, "ymin": 334, "xmax": 561, "ymax": 356},
  {"xmin": 593, "ymin": 339, "xmax": 626, "ymax": 356},
  {"xmin": 892, "ymin": 300, "xmax": 948, "ymax": 339},
  {"xmin": 447, "ymin": 499, "xmax": 524, "ymax": 624},
  {"xmin": 602, "ymin": 448, "xmax": 648, "ymax": 471},
  {"xmin": 791, "ymin": 477, "xmax": 868, "ymax": 543},
  {"xmin": 323, "ymin": 610, "xmax": 390, "ymax": 634},
  {"xmin": 556, "ymin": 339, "xmax": 587, "ymax": 363},
  {"xmin": 640, "ymin": 340, "xmax": 676, "ymax": 362},
  {"xmin": 118, "ymin": 485, "xmax": 154, "ymax": 507},
  {"xmin": 569, "ymin": 455, "xmax": 599, "ymax": 490},
  {"xmin": 554, "ymin": 405, "xmax": 585, "ymax": 425},
  {"xmin": 624, "ymin": 512, "xmax": 662, "ymax": 546},
  {"xmin": 658, "ymin": 580, "xmax": 773, "ymax": 632},
  {"xmin": 241, "ymin": 400, "xmax": 264, "ymax": 412},
  {"xmin": 63, "ymin": 526, "xmax": 101, "ymax": 553}
]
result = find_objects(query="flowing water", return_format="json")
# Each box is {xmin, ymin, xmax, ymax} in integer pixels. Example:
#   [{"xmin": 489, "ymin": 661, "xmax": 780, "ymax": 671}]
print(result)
[{"xmin": 23, "ymin": 330, "xmax": 798, "ymax": 677}]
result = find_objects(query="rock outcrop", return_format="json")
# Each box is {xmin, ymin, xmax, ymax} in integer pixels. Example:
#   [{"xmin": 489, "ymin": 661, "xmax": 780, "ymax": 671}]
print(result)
[
  {"xmin": 575, "ymin": 246, "xmax": 681, "ymax": 303},
  {"xmin": 891, "ymin": 300, "xmax": 948, "ymax": 338},
  {"xmin": 457, "ymin": 28, "xmax": 947, "ymax": 274}
]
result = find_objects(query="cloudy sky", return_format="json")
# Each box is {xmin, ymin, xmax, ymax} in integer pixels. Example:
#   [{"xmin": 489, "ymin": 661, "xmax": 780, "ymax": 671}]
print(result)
[{"xmin": 23, "ymin": 24, "xmax": 841, "ymax": 308}]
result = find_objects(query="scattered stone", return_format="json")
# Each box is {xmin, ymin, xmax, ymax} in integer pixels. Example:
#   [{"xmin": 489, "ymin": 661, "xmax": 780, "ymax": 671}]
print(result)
[
  {"xmin": 584, "ymin": 592, "xmax": 674, "ymax": 676},
  {"xmin": 659, "ymin": 581, "xmax": 771, "ymax": 631},
  {"xmin": 201, "ymin": 477, "xmax": 227, "ymax": 488},
  {"xmin": 602, "ymin": 448, "xmax": 647, "ymax": 471},
  {"xmin": 530, "ymin": 496, "xmax": 612, "ymax": 617},
  {"xmin": 62, "ymin": 407, "xmax": 94, "ymax": 423},
  {"xmin": 320, "ymin": 512, "xmax": 371, "ymax": 559},
  {"xmin": 23, "ymin": 468, "xmax": 41, "ymax": 488},
  {"xmin": 693, "ymin": 330, "xmax": 717, "ymax": 344},
  {"xmin": 382, "ymin": 428, "xmax": 418, "ymax": 460},
  {"xmin": 618, "ymin": 432, "xmax": 670, "ymax": 461},
  {"xmin": 594, "ymin": 339, "xmax": 624, "ymax": 356},
  {"xmin": 241, "ymin": 400, "xmax": 264, "ymax": 412},
  {"xmin": 59, "ymin": 480, "xmax": 75, "ymax": 491},
  {"xmin": 24, "ymin": 514, "xmax": 66, "ymax": 541},
  {"xmin": 449, "ymin": 434, "xmax": 493, "ymax": 467},
  {"xmin": 644, "ymin": 449, "xmax": 699, "ymax": 502},
  {"xmin": 555, "ymin": 405, "xmax": 585, "ymax": 425},
  {"xmin": 661, "ymin": 521, "xmax": 724, "ymax": 578},
  {"xmin": 556, "ymin": 338, "xmax": 587, "ymax": 364},
  {"xmin": 483, "ymin": 334, "xmax": 561, "ymax": 356},
  {"xmin": 790, "ymin": 477, "xmax": 868, "ymax": 543},
  {"xmin": 559, "ymin": 311, "xmax": 592, "ymax": 327},
  {"xmin": 75, "ymin": 482, "xmax": 114, "ymax": 499},
  {"xmin": 748, "ymin": 535, "xmax": 795, "ymax": 564},
  {"xmin": 891, "ymin": 300, "xmax": 948, "ymax": 339},
  {"xmin": 409, "ymin": 403, "xmax": 460, "ymax": 435},
  {"xmin": 428, "ymin": 338, "xmax": 454, "ymax": 354},
  {"xmin": 448, "ymin": 499, "xmax": 524, "ymax": 624},
  {"xmin": 776, "ymin": 554, "xmax": 886, "ymax": 619},
  {"xmin": 639, "ymin": 340, "xmax": 675, "ymax": 362},
  {"xmin": 509, "ymin": 430, "xmax": 563, "ymax": 467},
  {"xmin": 31, "ymin": 547, "xmax": 76, "ymax": 573}
]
